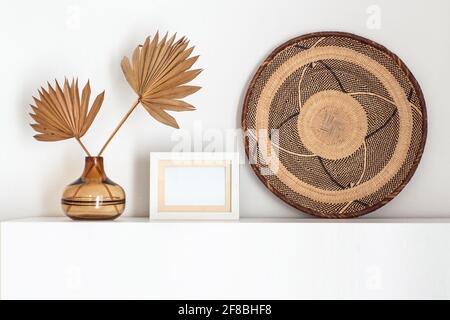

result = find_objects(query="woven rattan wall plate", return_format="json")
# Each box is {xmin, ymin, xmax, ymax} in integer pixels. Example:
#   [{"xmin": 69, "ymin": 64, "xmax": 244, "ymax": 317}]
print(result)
[{"xmin": 241, "ymin": 32, "xmax": 427, "ymax": 218}]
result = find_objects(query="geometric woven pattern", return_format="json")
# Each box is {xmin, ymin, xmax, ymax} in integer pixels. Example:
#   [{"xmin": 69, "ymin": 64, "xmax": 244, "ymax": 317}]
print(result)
[{"xmin": 241, "ymin": 32, "xmax": 427, "ymax": 218}]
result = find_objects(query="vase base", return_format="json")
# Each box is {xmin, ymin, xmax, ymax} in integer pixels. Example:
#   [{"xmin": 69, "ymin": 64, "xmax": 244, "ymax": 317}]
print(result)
[{"xmin": 66, "ymin": 213, "xmax": 123, "ymax": 221}]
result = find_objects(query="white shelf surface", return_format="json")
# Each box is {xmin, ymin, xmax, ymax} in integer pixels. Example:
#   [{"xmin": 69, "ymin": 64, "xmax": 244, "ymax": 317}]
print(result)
[
  {"xmin": 4, "ymin": 217, "xmax": 450, "ymax": 223},
  {"xmin": 2, "ymin": 217, "xmax": 450, "ymax": 299}
]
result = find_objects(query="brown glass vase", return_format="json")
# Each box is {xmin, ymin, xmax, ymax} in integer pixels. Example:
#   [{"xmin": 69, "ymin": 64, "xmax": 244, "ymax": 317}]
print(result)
[{"xmin": 62, "ymin": 157, "xmax": 125, "ymax": 220}]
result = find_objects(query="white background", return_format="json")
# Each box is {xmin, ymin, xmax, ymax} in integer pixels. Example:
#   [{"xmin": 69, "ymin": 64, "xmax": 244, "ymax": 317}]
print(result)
[{"xmin": 0, "ymin": 0, "xmax": 449, "ymax": 220}]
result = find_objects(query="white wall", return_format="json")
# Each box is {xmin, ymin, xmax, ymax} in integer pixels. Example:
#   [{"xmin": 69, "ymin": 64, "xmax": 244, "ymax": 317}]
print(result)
[{"xmin": 0, "ymin": 0, "xmax": 449, "ymax": 220}]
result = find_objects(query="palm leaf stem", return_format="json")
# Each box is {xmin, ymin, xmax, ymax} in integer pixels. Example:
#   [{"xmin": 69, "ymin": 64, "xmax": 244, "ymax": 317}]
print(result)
[{"xmin": 97, "ymin": 98, "xmax": 140, "ymax": 156}]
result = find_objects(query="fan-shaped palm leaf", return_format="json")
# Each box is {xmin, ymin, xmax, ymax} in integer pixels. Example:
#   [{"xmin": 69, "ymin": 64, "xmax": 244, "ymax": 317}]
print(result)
[
  {"xmin": 121, "ymin": 32, "xmax": 202, "ymax": 129},
  {"xmin": 30, "ymin": 79, "xmax": 105, "ymax": 143}
]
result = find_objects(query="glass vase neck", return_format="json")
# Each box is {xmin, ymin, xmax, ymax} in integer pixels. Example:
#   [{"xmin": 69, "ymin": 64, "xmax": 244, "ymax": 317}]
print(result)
[{"xmin": 82, "ymin": 156, "xmax": 107, "ymax": 181}]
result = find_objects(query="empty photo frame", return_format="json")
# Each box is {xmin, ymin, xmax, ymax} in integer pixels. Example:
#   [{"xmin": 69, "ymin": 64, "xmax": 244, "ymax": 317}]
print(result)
[{"xmin": 150, "ymin": 152, "xmax": 239, "ymax": 220}]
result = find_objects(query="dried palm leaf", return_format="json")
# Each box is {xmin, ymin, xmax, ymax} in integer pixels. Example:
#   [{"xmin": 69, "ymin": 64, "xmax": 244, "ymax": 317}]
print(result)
[
  {"xmin": 97, "ymin": 32, "xmax": 202, "ymax": 156},
  {"xmin": 121, "ymin": 32, "xmax": 202, "ymax": 129},
  {"xmin": 30, "ymin": 79, "xmax": 105, "ymax": 155}
]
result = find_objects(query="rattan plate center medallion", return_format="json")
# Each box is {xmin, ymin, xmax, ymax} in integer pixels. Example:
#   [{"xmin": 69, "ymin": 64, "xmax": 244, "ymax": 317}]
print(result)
[
  {"xmin": 298, "ymin": 90, "xmax": 368, "ymax": 160},
  {"xmin": 241, "ymin": 32, "xmax": 427, "ymax": 218}
]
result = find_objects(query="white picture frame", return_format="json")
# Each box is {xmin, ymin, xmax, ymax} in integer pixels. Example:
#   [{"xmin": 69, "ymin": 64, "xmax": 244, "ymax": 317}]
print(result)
[{"xmin": 150, "ymin": 152, "xmax": 239, "ymax": 220}]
